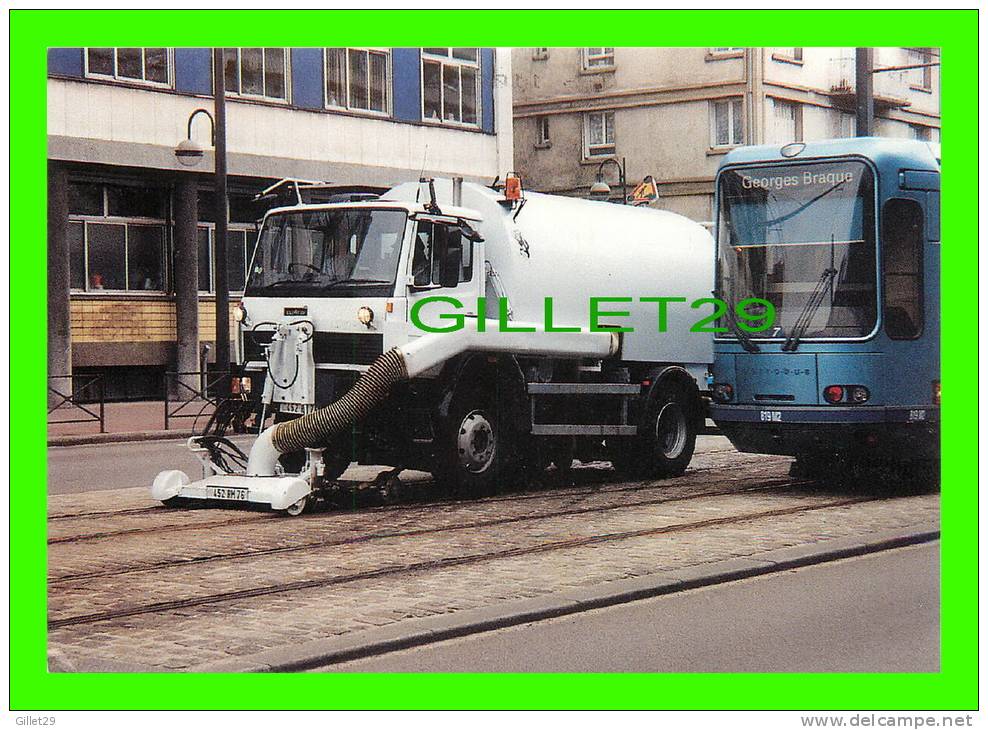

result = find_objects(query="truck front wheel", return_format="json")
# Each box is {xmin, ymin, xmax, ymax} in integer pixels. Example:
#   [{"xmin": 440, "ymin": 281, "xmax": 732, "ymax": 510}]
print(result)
[{"xmin": 434, "ymin": 387, "xmax": 519, "ymax": 497}]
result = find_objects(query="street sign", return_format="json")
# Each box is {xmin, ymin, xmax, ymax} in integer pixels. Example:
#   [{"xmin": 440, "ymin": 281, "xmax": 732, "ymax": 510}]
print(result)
[{"xmin": 630, "ymin": 175, "xmax": 659, "ymax": 206}]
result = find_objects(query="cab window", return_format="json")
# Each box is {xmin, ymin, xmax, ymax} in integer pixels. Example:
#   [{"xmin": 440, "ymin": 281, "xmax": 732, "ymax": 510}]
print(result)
[
  {"xmin": 882, "ymin": 198, "xmax": 924, "ymax": 339},
  {"xmin": 412, "ymin": 220, "xmax": 473, "ymax": 286}
]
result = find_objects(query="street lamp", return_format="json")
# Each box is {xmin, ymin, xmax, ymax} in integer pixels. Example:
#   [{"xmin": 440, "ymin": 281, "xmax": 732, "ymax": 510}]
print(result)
[
  {"xmin": 173, "ymin": 49, "xmax": 230, "ymax": 379},
  {"xmin": 590, "ymin": 157, "xmax": 627, "ymax": 204},
  {"xmin": 174, "ymin": 108, "xmax": 215, "ymax": 167}
]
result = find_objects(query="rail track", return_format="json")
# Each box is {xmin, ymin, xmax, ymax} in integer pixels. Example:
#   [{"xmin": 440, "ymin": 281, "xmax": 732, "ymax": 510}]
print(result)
[
  {"xmin": 48, "ymin": 453, "xmax": 790, "ymax": 544},
  {"xmin": 48, "ymin": 489, "xmax": 876, "ymax": 630},
  {"xmin": 50, "ymin": 470, "xmax": 807, "ymax": 583}
]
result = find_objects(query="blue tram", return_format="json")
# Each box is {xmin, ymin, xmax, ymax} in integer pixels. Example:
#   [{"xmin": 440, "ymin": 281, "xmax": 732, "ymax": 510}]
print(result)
[{"xmin": 709, "ymin": 137, "xmax": 940, "ymax": 476}]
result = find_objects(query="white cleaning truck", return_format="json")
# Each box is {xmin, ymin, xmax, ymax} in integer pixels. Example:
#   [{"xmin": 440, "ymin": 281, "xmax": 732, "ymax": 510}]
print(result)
[{"xmin": 153, "ymin": 176, "xmax": 715, "ymax": 514}]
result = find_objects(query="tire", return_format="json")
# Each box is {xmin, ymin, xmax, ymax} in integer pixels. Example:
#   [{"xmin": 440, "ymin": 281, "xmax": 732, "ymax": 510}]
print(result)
[
  {"xmin": 612, "ymin": 381, "xmax": 698, "ymax": 479},
  {"xmin": 433, "ymin": 385, "xmax": 520, "ymax": 497}
]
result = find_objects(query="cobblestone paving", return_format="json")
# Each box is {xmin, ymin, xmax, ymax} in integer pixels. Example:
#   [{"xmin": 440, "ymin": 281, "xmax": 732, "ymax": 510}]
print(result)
[{"xmin": 47, "ymin": 447, "xmax": 939, "ymax": 671}]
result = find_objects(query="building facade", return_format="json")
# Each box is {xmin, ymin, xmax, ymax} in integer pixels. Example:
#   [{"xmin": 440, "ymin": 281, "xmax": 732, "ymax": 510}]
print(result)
[
  {"xmin": 512, "ymin": 47, "xmax": 939, "ymax": 222},
  {"xmin": 47, "ymin": 47, "xmax": 513, "ymax": 400}
]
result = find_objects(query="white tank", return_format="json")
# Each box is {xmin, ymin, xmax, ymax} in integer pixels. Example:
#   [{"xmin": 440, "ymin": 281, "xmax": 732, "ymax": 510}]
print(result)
[{"xmin": 384, "ymin": 179, "xmax": 714, "ymax": 367}]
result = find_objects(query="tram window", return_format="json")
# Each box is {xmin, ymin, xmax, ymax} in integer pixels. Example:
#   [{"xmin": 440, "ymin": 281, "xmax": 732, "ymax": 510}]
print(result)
[{"xmin": 882, "ymin": 198, "xmax": 924, "ymax": 339}]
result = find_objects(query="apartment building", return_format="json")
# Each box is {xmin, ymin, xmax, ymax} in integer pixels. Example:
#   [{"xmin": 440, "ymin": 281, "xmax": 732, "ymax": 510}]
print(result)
[
  {"xmin": 512, "ymin": 47, "xmax": 939, "ymax": 222},
  {"xmin": 47, "ymin": 47, "xmax": 513, "ymax": 399}
]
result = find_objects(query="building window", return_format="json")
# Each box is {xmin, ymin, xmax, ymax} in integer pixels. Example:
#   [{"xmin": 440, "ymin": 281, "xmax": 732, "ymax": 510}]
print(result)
[
  {"xmin": 325, "ymin": 48, "xmax": 390, "ymax": 113},
  {"xmin": 708, "ymin": 47, "xmax": 744, "ymax": 59},
  {"xmin": 584, "ymin": 111, "xmax": 615, "ymax": 158},
  {"xmin": 536, "ymin": 116, "xmax": 551, "ymax": 147},
  {"xmin": 832, "ymin": 111, "xmax": 855, "ymax": 139},
  {"xmin": 710, "ymin": 99, "xmax": 744, "ymax": 148},
  {"xmin": 67, "ymin": 181, "xmax": 168, "ymax": 293},
  {"xmin": 908, "ymin": 47, "xmax": 934, "ymax": 90},
  {"xmin": 223, "ymin": 48, "xmax": 288, "ymax": 101},
  {"xmin": 85, "ymin": 48, "xmax": 170, "ymax": 87},
  {"xmin": 421, "ymin": 48, "xmax": 480, "ymax": 126},
  {"xmin": 770, "ymin": 99, "xmax": 803, "ymax": 143},
  {"xmin": 911, "ymin": 124, "xmax": 932, "ymax": 141},
  {"xmin": 532, "ymin": 48, "xmax": 549, "ymax": 61},
  {"xmin": 196, "ymin": 227, "xmax": 259, "ymax": 294},
  {"xmin": 582, "ymin": 48, "xmax": 615, "ymax": 70},
  {"xmin": 196, "ymin": 191, "xmax": 262, "ymax": 294}
]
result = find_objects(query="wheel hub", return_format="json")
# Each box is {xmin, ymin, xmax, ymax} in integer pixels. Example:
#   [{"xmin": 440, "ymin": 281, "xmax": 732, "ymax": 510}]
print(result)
[{"xmin": 457, "ymin": 410, "xmax": 497, "ymax": 473}]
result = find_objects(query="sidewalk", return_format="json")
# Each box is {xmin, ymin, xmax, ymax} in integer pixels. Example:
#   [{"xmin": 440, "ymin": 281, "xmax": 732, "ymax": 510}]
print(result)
[{"xmin": 48, "ymin": 399, "xmax": 215, "ymax": 446}]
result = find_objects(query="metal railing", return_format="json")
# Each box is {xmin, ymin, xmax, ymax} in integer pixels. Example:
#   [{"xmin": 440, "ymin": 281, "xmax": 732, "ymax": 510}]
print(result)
[
  {"xmin": 163, "ymin": 370, "xmax": 232, "ymax": 431},
  {"xmin": 48, "ymin": 374, "xmax": 106, "ymax": 433}
]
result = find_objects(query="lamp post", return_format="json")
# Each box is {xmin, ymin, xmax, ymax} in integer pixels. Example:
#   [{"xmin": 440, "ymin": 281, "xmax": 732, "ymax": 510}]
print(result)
[
  {"xmin": 174, "ymin": 48, "xmax": 230, "ymax": 379},
  {"xmin": 589, "ymin": 157, "xmax": 627, "ymax": 204}
]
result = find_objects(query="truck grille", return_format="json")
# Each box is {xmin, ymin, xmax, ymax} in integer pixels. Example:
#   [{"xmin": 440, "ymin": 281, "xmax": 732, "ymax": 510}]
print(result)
[{"xmin": 244, "ymin": 331, "xmax": 384, "ymax": 366}]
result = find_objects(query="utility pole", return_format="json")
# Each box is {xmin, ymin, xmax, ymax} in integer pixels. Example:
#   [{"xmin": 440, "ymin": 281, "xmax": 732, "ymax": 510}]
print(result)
[
  {"xmin": 212, "ymin": 48, "xmax": 230, "ymax": 375},
  {"xmin": 855, "ymin": 47, "xmax": 874, "ymax": 137}
]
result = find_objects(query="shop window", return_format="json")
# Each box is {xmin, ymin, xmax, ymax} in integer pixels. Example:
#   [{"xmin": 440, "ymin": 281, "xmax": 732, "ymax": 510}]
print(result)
[
  {"xmin": 197, "ymin": 226, "xmax": 258, "ymax": 294},
  {"xmin": 68, "ymin": 222, "xmax": 86, "ymax": 290},
  {"xmin": 882, "ymin": 199, "xmax": 924, "ymax": 339},
  {"xmin": 86, "ymin": 223, "xmax": 127, "ymax": 291},
  {"xmin": 325, "ymin": 48, "xmax": 390, "ymax": 113},
  {"xmin": 126, "ymin": 225, "xmax": 166, "ymax": 291},
  {"xmin": 85, "ymin": 48, "xmax": 170, "ymax": 86},
  {"xmin": 223, "ymin": 48, "xmax": 288, "ymax": 101},
  {"xmin": 421, "ymin": 49, "xmax": 480, "ymax": 126},
  {"xmin": 66, "ymin": 181, "xmax": 168, "ymax": 293}
]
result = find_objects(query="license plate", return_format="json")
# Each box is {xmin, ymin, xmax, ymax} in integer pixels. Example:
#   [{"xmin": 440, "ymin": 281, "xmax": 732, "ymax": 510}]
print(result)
[
  {"xmin": 208, "ymin": 486, "xmax": 249, "ymax": 501},
  {"xmin": 279, "ymin": 402, "xmax": 306, "ymax": 415}
]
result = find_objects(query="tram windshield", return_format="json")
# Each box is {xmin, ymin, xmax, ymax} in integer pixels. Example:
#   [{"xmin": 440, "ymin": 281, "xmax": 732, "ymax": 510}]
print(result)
[
  {"xmin": 716, "ymin": 160, "xmax": 877, "ymax": 340},
  {"xmin": 245, "ymin": 208, "xmax": 407, "ymax": 298}
]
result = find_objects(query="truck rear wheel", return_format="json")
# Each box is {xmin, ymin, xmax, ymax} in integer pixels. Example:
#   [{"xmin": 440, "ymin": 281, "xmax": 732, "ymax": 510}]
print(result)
[
  {"xmin": 434, "ymin": 387, "xmax": 519, "ymax": 497},
  {"xmin": 612, "ymin": 381, "xmax": 697, "ymax": 479}
]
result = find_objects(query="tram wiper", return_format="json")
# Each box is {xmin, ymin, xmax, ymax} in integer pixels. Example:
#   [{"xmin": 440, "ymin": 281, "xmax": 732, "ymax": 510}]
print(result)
[
  {"xmin": 715, "ymin": 290, "xmax": 759, "ymax": 353},
  {"xmin": 782, "ymin": 268, "xmax": 837, "ymax": 352}
]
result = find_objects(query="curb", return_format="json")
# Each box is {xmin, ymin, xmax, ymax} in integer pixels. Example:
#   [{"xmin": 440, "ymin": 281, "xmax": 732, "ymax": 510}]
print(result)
[
  {"xmin": 49, "ymin": 429, "xmax": 198, "ymax": 447},
  {"xmin": 189, "ymin": 522, "xmax": 940, "ymax": 673}
]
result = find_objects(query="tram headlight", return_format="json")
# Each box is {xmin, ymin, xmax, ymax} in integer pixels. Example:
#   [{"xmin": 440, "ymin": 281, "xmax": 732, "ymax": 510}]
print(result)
[
  {"xmin": 712, "ymin": 383, "xmax": 734, "ymax": 403},
  {"xmin": 849, "ymin": 385, "xmax": 870, "ymax": 404},
  {"xmin": 823, "ymin": 385, "xmax": 844, "ymax": 404}
]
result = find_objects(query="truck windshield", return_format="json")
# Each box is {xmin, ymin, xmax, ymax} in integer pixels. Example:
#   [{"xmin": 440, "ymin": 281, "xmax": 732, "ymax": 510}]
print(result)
[
  {"xmin": 716, "ymin": 160, "xmax": 877, "ymax": 340},
  {"xmin": 245, "ymin": 208, "xmax": 407, "ymax": 297}
]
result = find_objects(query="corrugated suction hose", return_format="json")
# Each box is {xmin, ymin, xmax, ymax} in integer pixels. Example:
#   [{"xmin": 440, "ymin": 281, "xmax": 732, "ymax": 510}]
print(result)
[{"xmin": 271, "ymin": 347, "xmax": 408, "ymax": 455}]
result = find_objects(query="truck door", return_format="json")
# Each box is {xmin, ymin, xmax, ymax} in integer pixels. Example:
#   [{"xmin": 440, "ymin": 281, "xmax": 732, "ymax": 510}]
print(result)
[{"xmin": 407, "ymin": 217, "xmax": 483, "ymax": 333}]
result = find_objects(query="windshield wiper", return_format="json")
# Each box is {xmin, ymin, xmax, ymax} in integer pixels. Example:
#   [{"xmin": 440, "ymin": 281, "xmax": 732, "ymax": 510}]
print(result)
[
  {"xmin": 326, "ymin": 277, "xmax": 392, "ymax": 286},
  {"xmin": 715, "ymin": 290, "xmax": 759, "ymax": 353},
  {"xmin": 782, "ymin": 268, "xmax": 837, "ymax": 352}
]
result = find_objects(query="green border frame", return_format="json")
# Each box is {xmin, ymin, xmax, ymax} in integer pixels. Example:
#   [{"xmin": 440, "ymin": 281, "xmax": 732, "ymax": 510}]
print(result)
[{"xmin": 12, "ymin": 9, "xmax": 977, "ymax": 710}]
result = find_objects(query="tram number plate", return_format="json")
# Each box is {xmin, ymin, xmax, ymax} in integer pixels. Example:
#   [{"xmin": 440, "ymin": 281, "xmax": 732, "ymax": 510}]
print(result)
[
  {"xmin": 760, "ymin": 410, "xmax": 783, "ymax": 422},
  {"xmin": 279, "ymin": 402, "xmax": 306, "ymax": 415},
  {"xmin": 209, "ymin": 486, "xmax": 249, "ymax": 501}
]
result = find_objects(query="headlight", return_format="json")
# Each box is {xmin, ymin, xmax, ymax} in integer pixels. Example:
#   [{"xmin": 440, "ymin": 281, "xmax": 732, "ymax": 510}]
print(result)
[
  {"xmin": 849, "ymin": 385, "xmax": 870, "ymax": 404},
  {"xmin": 357, "ymin": 306, "xmax": 374, "ymax": 327}
]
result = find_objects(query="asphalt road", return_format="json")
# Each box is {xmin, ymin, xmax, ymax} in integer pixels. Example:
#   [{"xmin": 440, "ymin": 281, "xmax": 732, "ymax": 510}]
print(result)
[{"xmin": 323, "ymin": 542, "xmax": 940, "ymax": 673}]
